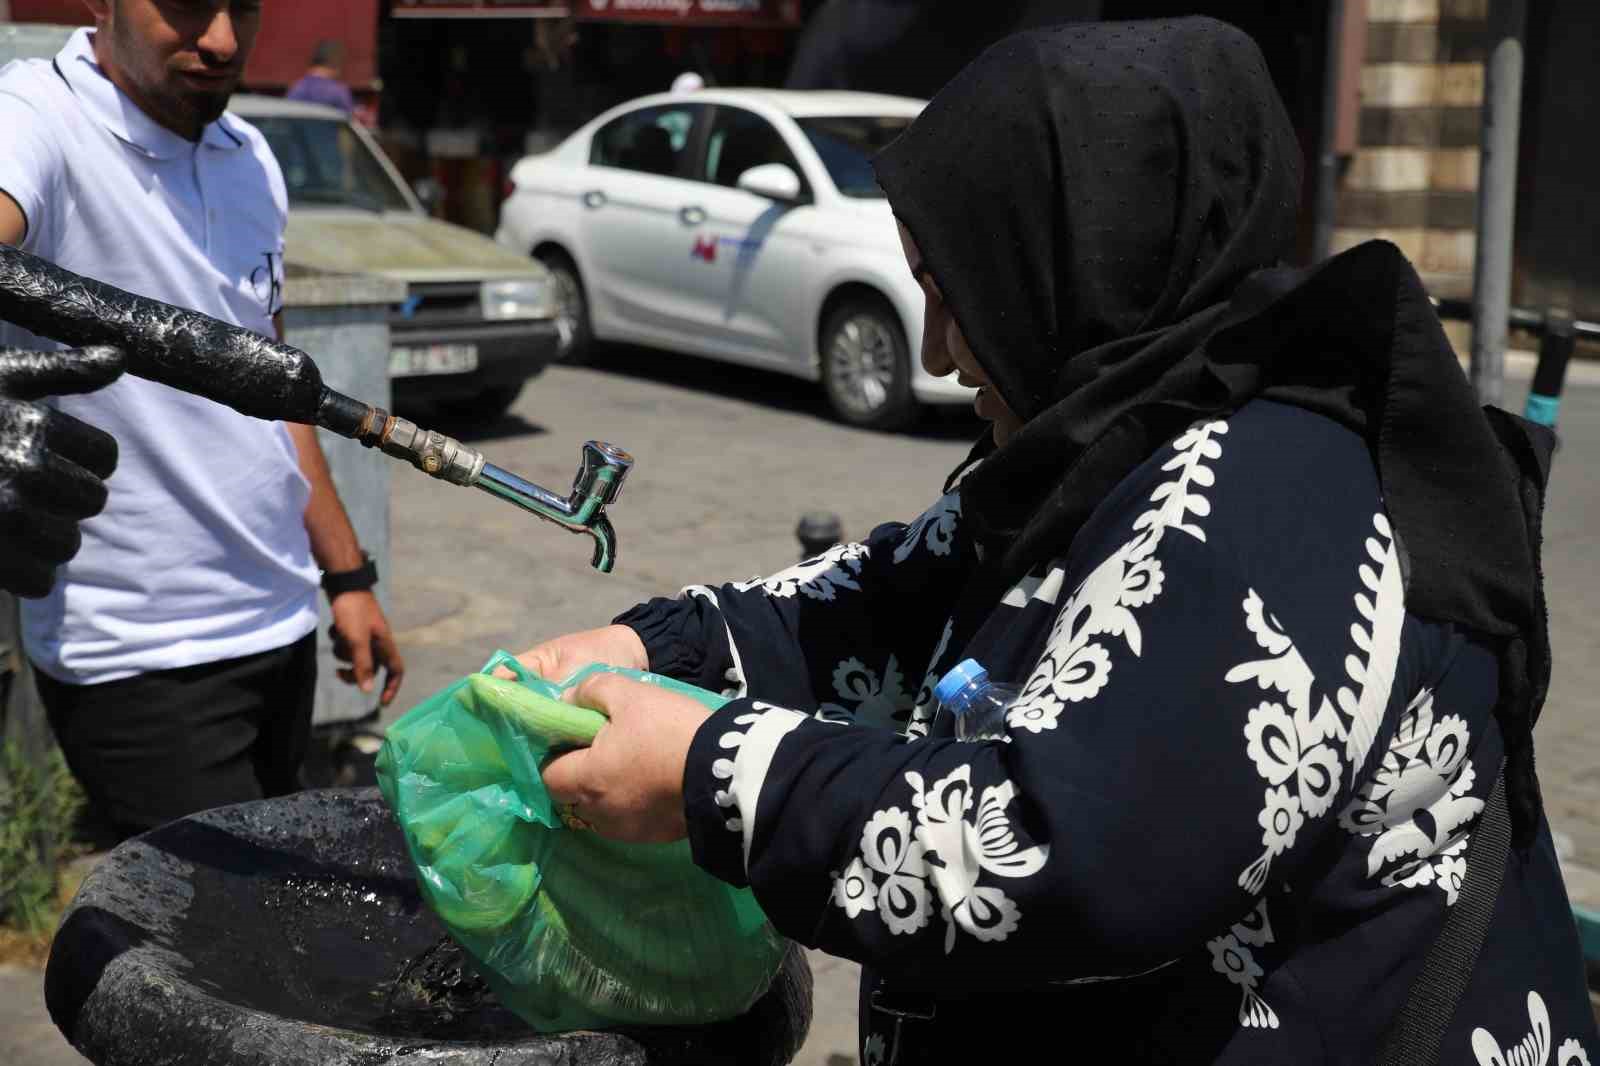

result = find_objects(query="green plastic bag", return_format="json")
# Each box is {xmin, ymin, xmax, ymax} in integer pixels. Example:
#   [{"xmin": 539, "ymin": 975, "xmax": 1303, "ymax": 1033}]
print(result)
[{"xmin": 374, "ymin": 650, "xmax": 787, "ymax": 1033}]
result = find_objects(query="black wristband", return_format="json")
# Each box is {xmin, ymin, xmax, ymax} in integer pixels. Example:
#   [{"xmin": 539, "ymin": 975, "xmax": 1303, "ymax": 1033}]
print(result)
[{"xmin": 321, "ymin": 552, "xmax": 378, "ymax": 599}]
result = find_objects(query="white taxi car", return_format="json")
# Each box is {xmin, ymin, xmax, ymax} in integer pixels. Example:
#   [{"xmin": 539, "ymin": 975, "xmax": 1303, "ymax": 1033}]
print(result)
[{"xmin": 496, "ymin": 89, "xmax": 973, "ymax": 430}]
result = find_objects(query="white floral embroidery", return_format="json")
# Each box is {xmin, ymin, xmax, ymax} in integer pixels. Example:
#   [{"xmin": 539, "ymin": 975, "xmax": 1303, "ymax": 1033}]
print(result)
[
  {"xmin": 817, "ymin": 655, "xmax": 912, "ymax": 728},
  {"xmin": 734, "ymin": 541, "xmax": 870, "ymax": 601},
  {"xmin": 682, "ymin": 585, "xmax": 749, "ymax": 698},
  {"xmin": 1340, "ymin": 687, "xmax": 1483, "ymax": 905},
  {"xmin": 1560, "ymin": 1040, "xmax": 1594, "ymax": 1066},
  {"xmin": 1207, "ymin": 900, "xmax": 1280, "ymax": 1029},
  {"xmin": 1472, "ymin": 990, "xmax": 1592, "ymax": 1066},
  {"xmin": 831, "ymin": 857, "xmax": 876, "ymax": 918},
  {"xmin": 830, "ymin": 764, "xmax": 1046, "ymax": 953},
  {"xmin": 906, "ymin": 618, "xmax": 954, "ymax": 740},
  {"xmin": 893, "ymin": 491, "xmax": 961, "ymax": 564},
  {"xmin": 714, "ymin": 703, "xmax": 809, "ymax": 864},
  {"xmin": 1335, "ymin": 514, "xmax": 1408, "ymax": 771},
  {"xmin": 858, "ymin": 808, "xmax": 931, "ymax": 935},
  {"xmin": 1002, "ymin": 420, "xmax": 1226, "ymax": 737},
  {"xmin": 1225, "ymin": 512, "xmax": 1407, "ymax": 894},
  {"xmin": 1136, "ymin": 419, "xmax": 1228, "ymax": 542}
]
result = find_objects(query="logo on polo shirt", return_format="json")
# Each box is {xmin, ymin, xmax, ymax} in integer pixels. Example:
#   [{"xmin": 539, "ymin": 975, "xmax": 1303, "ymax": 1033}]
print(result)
[{"xmin": 250, "ymin": 251, "xmax": 284, "ymax": 318}]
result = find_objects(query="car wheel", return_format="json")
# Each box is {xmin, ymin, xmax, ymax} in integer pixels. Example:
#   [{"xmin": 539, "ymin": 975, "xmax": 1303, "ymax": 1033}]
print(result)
[
  {"xmin": 537, "ymin": 251, "xmax": 594, "ymax": 365},
  {"xmin": 437, "ymin": 383, "xmax": 523, "ymax": 421},
  {"xmin": 820, "ymin": 299, "xmax": 915, "ymax": 432}
]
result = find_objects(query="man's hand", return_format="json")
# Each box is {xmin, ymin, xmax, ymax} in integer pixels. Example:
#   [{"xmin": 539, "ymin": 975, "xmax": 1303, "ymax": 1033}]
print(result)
[
  {"xmin": 541, "ymin": 672, "xmax": 712, "ymax": 843},
  {"xmin": 328, "ymin": 589, "xmax": 405, "ymax": 705},
  {"xmin": 0, "ymin": 346, "xmax": 124, "ymax": 597},
  {"xmin": 508, "ymin": 624, "xmax": 648, "ymax": 684}
]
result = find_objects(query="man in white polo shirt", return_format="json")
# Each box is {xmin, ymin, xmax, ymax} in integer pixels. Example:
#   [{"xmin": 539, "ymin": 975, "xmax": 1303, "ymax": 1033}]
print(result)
[{"xmin": 0, "ymin": 0, "xmax": 405, "ymax": 842}]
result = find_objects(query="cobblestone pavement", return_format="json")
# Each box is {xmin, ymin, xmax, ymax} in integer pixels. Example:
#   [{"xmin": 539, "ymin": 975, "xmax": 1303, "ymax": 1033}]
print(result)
[{"xmin": 11, "ymin": 348, "xmax": 1600, "ymax": 1066}]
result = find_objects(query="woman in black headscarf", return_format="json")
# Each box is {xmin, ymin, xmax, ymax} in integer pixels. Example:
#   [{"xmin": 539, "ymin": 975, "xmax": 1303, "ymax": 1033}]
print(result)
[{"xmin": 519, "ymin": 17, "xmax": 1595, "ymax": 1063}]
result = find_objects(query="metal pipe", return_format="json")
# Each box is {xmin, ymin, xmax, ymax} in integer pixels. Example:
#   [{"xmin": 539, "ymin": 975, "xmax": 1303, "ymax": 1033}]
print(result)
[
  {"xmin": 0, "ymin": 244, "xmax": 634, "ymax": 571},
  {"xmin": 475, "ymin": 444, "xmax": 633, "ymax": 571},
  {"xmin": 1310, "ymin": 0, "xmax": 1347, "ymax": 263},
  {"xmin": 1469, "ymin": 0, "xmax": 1529, "ymax": 409}
]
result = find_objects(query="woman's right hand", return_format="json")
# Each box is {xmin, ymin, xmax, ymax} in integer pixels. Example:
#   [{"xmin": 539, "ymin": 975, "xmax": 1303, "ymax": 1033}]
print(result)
[{"xmin": 507, "ymin": 624, "xmax": 649, "ymax": 684}]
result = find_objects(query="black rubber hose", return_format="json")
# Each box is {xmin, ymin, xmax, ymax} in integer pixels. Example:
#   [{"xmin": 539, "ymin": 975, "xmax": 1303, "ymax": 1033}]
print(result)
[{"xmin": 0, "ymin": 244, "xmax": 345, "ymax": 427}]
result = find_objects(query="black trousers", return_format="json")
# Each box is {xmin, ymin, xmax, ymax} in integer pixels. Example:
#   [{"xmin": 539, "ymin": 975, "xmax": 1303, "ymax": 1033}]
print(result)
[{"xmin": 35, "ymin": 633, "xmax": 317, "ymax": 843}]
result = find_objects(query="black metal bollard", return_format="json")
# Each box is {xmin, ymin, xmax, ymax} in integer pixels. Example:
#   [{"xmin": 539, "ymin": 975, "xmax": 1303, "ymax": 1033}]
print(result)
[
  {"xmin": 795, "ymin": 512, "xmax": 843, "ymax": 560},
  {"xmin": 1524, "ymin": 309, "xmax": 1576, "ymax": 429}
]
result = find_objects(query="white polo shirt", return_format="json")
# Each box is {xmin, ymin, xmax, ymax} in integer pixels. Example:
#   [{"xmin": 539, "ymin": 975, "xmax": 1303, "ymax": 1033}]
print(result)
[{"xmin": 0, "ymin": 29, "xmax": 319, "ymax": 684}]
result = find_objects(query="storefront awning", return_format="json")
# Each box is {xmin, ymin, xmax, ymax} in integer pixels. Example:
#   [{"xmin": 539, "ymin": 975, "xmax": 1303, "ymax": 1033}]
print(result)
[{"xmin": 392, "ymin": 0, "xmax": 802, "ymax": 27}]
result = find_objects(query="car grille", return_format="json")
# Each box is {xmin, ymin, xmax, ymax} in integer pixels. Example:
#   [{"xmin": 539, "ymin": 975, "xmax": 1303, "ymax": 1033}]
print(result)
[{"xmin": 391, "ymin": 282, "xmax": 482, "ymax": 329}]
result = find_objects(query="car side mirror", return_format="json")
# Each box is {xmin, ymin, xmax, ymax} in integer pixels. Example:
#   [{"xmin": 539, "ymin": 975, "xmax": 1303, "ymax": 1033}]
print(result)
[
  {"xmin": 736, "ymin": 163, "xmax": 804, "ymax": 204},
  {"xmin": 412, "ymin": 177, "xmax": 444, "ymax": 215}
]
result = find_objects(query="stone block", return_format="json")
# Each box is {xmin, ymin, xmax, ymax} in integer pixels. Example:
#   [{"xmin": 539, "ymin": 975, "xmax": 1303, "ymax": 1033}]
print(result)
[
  {"xmin": 1359, "ymin": 105, "xmax": 1482, "ymax": 148},
  {"xmin": 1367, "ymin": 0, "xmax": 1440, "ymax": 23},
  {"xmin": 1361, "ymin": 61, "xmax": 1483, "ymax": 109},
  {"xmin": 1363, "ymin": 63, "xmax": 1439, "ymax": 108},
  {"xmin": 1366, "ymin": 20, "xmax": 1490, "ymax": 64},
  {"xmin": 1347, "ymin": 147, "xmax": 1433, "ymax": 191},
  {"xmin": 1331, "ymin": 226, "xmax": 1426, "ymax": 262},
  {"xmin": 1430, "ymin": 148, "xmax": 1480, "ymax": 191},
  {"xmin": 1438, "ymin": 0, "xmax": 1489, "ymax": 20},
  {"xmin": 1422, "ymin": 228, "xmax": 1477, "ymax": 275},
  {"xmin": 1437, "ymin": 61, "xmax": 1485, "ymax": 106}
]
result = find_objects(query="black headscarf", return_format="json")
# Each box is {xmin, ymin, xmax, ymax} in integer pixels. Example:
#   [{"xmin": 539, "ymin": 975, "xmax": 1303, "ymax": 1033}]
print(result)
[{"xmin": 874, "ymin": 17, "xmax": 1554, "ymax": 849}]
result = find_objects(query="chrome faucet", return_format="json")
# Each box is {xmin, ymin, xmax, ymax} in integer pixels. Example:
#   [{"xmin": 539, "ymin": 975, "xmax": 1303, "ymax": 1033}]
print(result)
[
  {"xmin": 477, "ymin": 442, "xmax": 634, "ymax": 572},
  {"xmin": 353, "ymin": 410, "xmax": 633, "ymax": 572}
]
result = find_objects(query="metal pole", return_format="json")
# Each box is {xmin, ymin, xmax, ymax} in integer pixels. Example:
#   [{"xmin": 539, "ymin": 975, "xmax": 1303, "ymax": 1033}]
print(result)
[
  {"xmin": 1469, "ymin": 0, "xmax": 1529, "ymax": 409},
  {"xmin": 1311, "ymin": 0, "xmax": 1347, "ymax": 262}
]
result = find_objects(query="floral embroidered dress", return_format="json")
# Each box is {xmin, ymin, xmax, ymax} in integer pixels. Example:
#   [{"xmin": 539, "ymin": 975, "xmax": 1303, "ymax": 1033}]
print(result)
[{"xmin": 618, "ymin": 400, "xmax": 1596, "ymax": 1065}]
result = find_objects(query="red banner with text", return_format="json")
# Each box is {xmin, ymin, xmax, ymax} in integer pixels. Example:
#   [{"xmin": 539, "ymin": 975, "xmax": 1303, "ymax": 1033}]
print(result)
[
  {"xmin": 575, "ymin": 0, "xmax": 801, "ymax": 27},
  {"xmin": 392, "ymin": 1, "xmax": 569, "ymax": 17}
]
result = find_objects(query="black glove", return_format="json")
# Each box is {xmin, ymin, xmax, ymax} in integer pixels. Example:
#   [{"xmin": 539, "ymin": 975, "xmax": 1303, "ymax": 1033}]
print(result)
[{"xmin": 0, "ymin": 345, "xmax": 124, "ymax": 598}]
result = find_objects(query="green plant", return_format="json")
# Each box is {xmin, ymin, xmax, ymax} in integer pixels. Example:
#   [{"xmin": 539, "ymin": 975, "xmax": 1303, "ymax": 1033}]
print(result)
[{"xmin": 0, "ymin": 741, "xmax": 85, "ymax": 935}]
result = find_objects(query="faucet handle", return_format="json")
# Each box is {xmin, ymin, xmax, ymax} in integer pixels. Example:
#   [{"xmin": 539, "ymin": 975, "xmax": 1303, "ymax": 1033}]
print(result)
[{"xmin": 578, "ymin": 440, "xmax": 634, "ymax": 507}]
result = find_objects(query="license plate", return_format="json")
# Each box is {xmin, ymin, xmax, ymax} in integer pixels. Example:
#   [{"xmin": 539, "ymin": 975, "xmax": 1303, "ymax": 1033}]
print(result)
[{"xmin": 389, "ymin": 343, "xmax": 478, "ymax": 377}]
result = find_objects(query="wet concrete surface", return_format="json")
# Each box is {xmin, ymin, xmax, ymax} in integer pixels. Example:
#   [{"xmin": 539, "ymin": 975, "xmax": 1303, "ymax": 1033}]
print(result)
[
  {"xmin": 13, "ymin": 345, "xmax": 1600, "ymax": 1065},
  {"xmin": 43, "ymin": 789, "xmax": 811, "ymax": 1066}
]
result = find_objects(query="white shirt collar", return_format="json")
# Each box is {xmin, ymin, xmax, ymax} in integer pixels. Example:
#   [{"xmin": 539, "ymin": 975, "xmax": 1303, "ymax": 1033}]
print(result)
[{"xmin": 54, "ymin": 28, "xmax": 247, "ymax": 161}]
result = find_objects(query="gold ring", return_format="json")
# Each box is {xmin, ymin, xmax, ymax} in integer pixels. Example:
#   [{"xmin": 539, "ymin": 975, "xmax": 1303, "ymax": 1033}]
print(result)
[{"xmin": 557, "ymin": 802, "xmax": 592, "ymax": 832}]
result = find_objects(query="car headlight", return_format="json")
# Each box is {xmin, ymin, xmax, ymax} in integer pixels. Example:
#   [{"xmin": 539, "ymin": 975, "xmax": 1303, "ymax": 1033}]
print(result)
[{"xmin": 481, "ymin": 278, "xmax": 556, "ymax": 321}]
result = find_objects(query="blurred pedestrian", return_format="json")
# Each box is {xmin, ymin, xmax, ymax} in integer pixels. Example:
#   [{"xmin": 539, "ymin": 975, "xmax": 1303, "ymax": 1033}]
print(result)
[
  {"xmin": 0, "ymin": 2, "xmax": 403, "ymax": 844},
  {"xmin": 516, "ymin": 17, "xmax": 1594, "ymax": 1064},
  {"xmin": 286, "ymin": 39, "xmax": 354, "ymax": 114}
]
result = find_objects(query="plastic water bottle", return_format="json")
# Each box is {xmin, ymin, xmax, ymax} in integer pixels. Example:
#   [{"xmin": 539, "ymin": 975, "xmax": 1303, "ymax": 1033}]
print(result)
[{"xmin": 933, "ymin": 658, "xmax": 1019, "ymax": 741}]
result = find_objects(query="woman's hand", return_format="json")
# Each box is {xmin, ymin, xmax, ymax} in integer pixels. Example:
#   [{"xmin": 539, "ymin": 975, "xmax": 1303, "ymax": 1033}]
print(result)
[
  {"xmin": 541, "ymin": 672, "xmax": 712, "ymax": 843},
  {"xmin": 508, "ymin": 624, "xmax": 648, "ymax": 683}
]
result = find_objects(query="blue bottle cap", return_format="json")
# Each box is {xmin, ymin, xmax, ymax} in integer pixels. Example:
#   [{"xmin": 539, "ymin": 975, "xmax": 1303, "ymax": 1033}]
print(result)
[{"xmin": 934, "ymin": 658, "xmax": 988, "ymax": 706}]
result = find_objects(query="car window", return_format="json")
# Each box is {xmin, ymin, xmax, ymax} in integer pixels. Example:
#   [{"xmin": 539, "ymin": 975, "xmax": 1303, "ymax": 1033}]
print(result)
[
  {"xmin": 254, "ymin": 116, "xmax": 412, "ymax": 212},
  {"xmin": 701, "ymin": 107, "xmax": 808, "ymax": 194},
  {"xmin": 795, "ymin": 115, "xmax": 915, "ymax": 199},
  {"xmin": 590, "ymin": 104, "xmax": 702, "ymax": 178}
]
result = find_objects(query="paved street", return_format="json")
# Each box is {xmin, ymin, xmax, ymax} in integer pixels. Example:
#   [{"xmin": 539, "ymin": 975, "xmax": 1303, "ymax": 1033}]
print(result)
[{"xmin": 9, "ymin": 346, "xmax": 1600, "ymax": 1065}]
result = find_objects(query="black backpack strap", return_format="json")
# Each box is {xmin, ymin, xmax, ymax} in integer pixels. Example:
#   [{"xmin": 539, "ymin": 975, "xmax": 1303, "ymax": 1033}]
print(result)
[{"xmin": 1378, "ymin": 766, "xmax": 1513, "ymax": 1066}]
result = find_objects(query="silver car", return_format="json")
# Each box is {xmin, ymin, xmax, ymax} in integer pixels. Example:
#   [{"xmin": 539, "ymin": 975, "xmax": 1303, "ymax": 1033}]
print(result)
[{"xmin": 232, "ymin": 95, "xmax": 562, "ymax": 419}]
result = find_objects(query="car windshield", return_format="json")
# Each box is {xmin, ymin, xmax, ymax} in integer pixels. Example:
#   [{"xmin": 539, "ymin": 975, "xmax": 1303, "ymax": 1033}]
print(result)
[
  {"xmin": 252, "ymin": 115, "xmax": 412, "ymax": 213},
  {"xmin": 795, "ymin": 115, "xmax": 914, "ymax": 199}
]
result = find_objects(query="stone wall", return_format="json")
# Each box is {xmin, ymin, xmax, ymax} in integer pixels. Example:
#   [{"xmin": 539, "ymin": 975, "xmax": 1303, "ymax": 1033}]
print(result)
[{"xmin": 1333, "ymin": 0, "xmax": 1490, "ymax": 301}]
